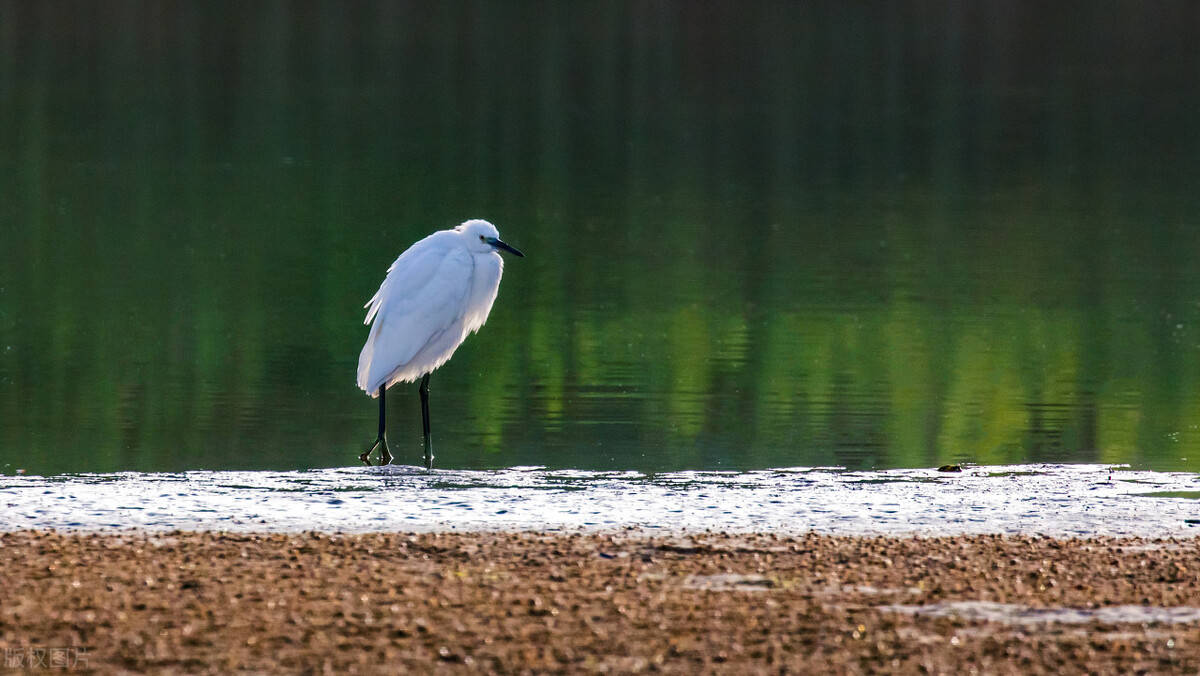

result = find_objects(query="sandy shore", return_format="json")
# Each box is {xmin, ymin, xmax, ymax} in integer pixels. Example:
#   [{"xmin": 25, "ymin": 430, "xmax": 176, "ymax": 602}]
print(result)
[{"xmin": 1, "ymin": 530, "xmax": 1199, "ymax": 674}]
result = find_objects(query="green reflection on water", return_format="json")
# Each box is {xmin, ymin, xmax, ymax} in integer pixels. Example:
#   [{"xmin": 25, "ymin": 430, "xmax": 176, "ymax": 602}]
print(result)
[{"xmin": 2, "ymin": 3, "xmax": 1199, "ymax": 474}]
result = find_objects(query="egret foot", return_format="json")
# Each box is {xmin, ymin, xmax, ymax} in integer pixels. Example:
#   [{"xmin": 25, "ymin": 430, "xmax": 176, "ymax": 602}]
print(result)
[
  {"xmin": 359, "ymin": 436, "xmax": 391, "ymax": 466},
  {"xmin": 360, "ymin": 385, "xmax": 392, "ymax": 466}
]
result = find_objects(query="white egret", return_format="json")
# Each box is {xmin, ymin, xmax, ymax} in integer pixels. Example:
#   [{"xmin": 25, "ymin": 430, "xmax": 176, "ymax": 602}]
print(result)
[{"xmin": 357, "ymin": 219, "xmax": 524, "ymax": 468}]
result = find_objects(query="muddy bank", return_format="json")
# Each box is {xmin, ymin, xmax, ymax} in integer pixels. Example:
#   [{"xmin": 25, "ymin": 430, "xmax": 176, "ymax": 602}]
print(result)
[{"xmin": 1, "ymin": 531, "xmax": 1198, "ymax": 673}]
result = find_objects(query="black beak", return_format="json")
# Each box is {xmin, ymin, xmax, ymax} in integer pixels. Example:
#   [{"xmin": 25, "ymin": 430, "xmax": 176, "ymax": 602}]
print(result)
[{"xmin": 488, "ymin": 238, "xmax": 525, "ymax": 257}]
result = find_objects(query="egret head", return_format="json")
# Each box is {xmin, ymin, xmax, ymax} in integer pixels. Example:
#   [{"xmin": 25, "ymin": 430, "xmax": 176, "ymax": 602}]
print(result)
[{"xmin": 458, "ymin": 219, "xmax": 525, "ymax": 258}]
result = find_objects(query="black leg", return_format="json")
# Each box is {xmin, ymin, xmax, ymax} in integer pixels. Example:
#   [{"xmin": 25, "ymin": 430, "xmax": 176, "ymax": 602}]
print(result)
[
  {"xmin": 419, "ymin": 372, "xmax": 433, "ymax": 469},
  {"xmin": 359, "ymin": 385, "xmax": 392, "ymax": 466},
  {"xmin": 378, "ymin": 385, "xmax": 392, "ymax": 465}
]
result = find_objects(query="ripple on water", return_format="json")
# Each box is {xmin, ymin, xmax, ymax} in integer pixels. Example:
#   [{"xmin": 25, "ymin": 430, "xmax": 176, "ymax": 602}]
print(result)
[{"xmin": 0, "ymin": 464, "xmax": 1198, "ymax": 536}]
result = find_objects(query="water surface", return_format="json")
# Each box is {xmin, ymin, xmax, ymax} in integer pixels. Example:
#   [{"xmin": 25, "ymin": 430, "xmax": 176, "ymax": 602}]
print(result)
[
  {"xmin": 3, "ymin": 464, "xmax": 1198, "ymax": 537},
  {"xmin": 2, "ymin": 4, "xmax": 1200, "ymax": 475}
]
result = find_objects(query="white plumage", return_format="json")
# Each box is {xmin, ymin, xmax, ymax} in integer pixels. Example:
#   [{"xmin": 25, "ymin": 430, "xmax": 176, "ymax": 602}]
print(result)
[{"xmin": 357, "ymin": 219, "xmax": 518, "ymax": 396}]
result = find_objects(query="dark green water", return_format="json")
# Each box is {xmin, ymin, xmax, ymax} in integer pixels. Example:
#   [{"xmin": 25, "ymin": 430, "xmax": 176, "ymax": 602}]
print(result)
[{"xmin": 2, "ymin": 2, "xmax": 1199, "ymax": 474}]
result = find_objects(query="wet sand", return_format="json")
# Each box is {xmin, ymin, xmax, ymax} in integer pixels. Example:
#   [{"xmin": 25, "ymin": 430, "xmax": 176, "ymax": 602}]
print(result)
[{"xmin": 2, "ymin": 530, "xmax": 1198, "ymax": 674}]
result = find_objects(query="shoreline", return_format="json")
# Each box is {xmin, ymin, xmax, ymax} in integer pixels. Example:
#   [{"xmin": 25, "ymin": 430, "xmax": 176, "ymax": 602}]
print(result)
[{"xmin": 2, "ymin": 530, "xmax": 1198, "ymax": 673}]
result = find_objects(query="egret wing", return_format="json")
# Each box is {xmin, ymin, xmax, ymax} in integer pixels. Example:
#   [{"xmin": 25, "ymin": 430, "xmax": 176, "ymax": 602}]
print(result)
[
  {"xmin": 362, "ymin": 231, "xmax": 454, "ymax": 326},
  {"xmin": 357, "ymin": 239, "xmax": 473, "ymax": 394}
]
